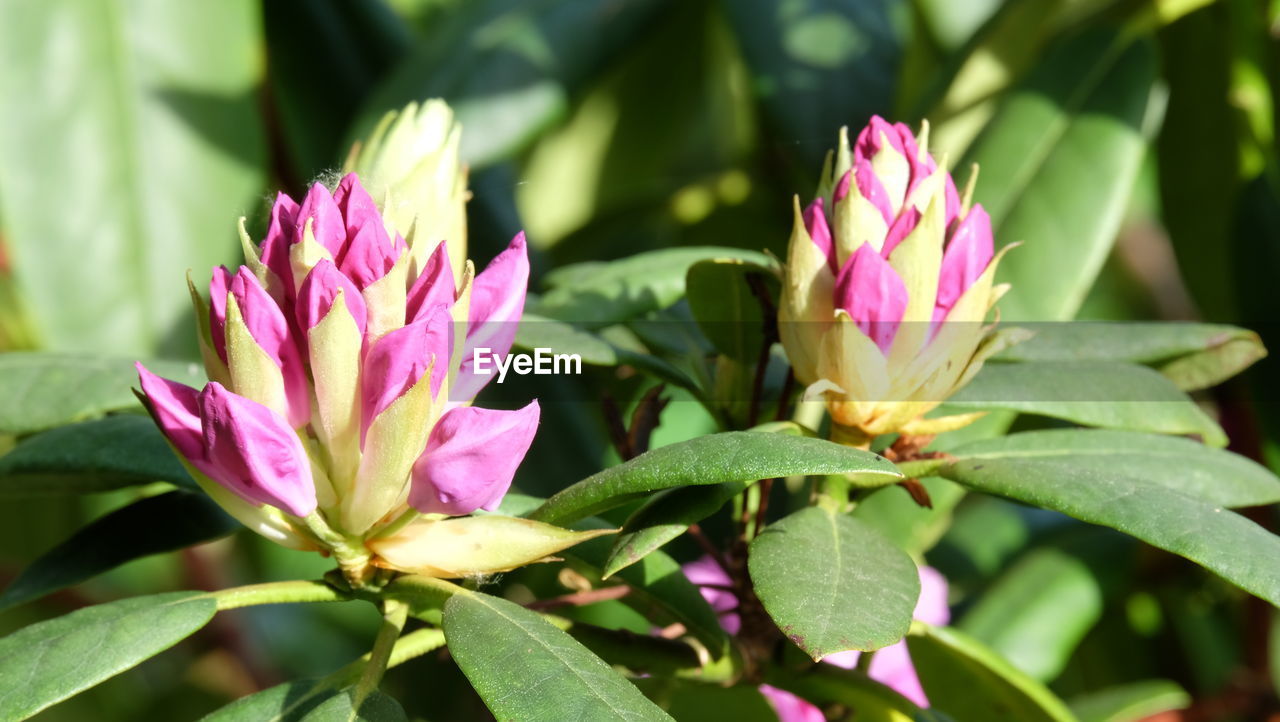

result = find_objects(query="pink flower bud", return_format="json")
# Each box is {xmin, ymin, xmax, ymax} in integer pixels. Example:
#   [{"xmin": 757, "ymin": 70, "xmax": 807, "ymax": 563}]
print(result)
[
  {"xmin": 360, "ymin": 306, "xmax": 453, "ymax": 440},
  {"xmin": 833, "ymin": 243, "xmax": 909, "ymax": 353},
  {"xmin": 409, "ymin": 400, "xmax": 540, "ymax": 516},
  {"xmin": 296, "ymin": 259, "xmax": 368, "ymax": 334},
  {"xmin": 455, "ymin": 232, "xmax": 530, "ymax": 402}
]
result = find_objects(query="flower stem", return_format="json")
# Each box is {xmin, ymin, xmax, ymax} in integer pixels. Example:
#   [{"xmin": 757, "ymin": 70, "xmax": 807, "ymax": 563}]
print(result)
[
  {"xmin": 212, "ymin": 580, "xmax": 350, "ymax": 610},
  {"xmin": 353, "ymin": 599, "xmax": 409, "ymax": 707},
  {"xmin": 303, "ymin": 511, "xmax": 374, "ymax": 588}
]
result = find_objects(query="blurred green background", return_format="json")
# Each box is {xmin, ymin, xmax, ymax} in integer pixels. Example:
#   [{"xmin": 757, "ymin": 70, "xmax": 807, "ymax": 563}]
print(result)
[{"xmin": 1, "ymin": 0, "xmax": 1279, "ymax": 719}]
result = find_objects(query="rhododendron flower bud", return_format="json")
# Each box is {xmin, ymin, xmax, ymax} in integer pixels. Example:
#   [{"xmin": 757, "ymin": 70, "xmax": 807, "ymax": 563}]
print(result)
[
  {"xmin": 345, "ymin": 99, "xmax": 468, "ymax": 284},
  {"xmin": 137, "ymin": 161, "xmax": 550, "ymax": 583},
  {"xmin": 780, "ymin": 117, "xmax": 1026, "ymax": 444}
]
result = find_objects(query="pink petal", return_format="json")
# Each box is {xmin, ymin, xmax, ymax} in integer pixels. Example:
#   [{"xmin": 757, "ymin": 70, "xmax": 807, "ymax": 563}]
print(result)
[
  {"xmin": 833, "ymin": 169, "xmax": 852, "ymax": 204},
  {"xmin": 854, "ymin": 116, "xmax": 911, "ymax": 162},
  {"xmin": 935, "ymin": 204, "xmax": 994, "ymax": 319},
  {"xmin": 259, "ymin": 191, "xmax": 300, "ymax": 296},
  {"xmin": 136, "ymin": 363, "xmax": 206, "ymax": 467},
  {"xmin": 802, "ymin": 198, "xmax": 837, "ymax": 273},
  {"xmin": 868, "ymin": 640, "xmax": 929, "ymax": 707},
  {"xmin": 854, "ymin": 159, "xmax": 894, "ymax": 226},
  {"xmin": 296, "ymin": 182, "xmax": 347, "ymax": 258},
  {"xmin": 833, "ymin": 243, "xmax": 909, "ymax": 353},
  {"xmin": 333, "ymin": 173, "xmax": 382, "ymax": 236},
  {"xmin": 915, "ymin": 566, "xmax": 951, "ymax": 626},
  {"xmin": 208, "ymin": 266, "xmax": 233, "ymax": 363},
  {"xmin": 336, "ymin": 219, "xmax": 402, "ymax": 290},
  {"xmin": 682, "ymin": 555, "xmax": 738, "ymax": 616},
  {"xmin": 198, "ymin": 383, "xmax": 316, "ymax": 516},
  {"xmin": 360, "ymin": 306, "xmax": 452, "ymax": 439},
  {"xmin": 880, "ymin": 207, "xmax": 922, "ymax": 258},
  {"xmin": 295, "ymin": 259, "xmax": 367, "ymax": 334},
  {"xmin": 454, "ymin": 233, "xmax": 530, "ymax": 402},
  {"xmin": 406, "ymin": 242, "xmax": 456, "ymax": 324},
  {"xmin": 824, "ymin": 649, "xmax": 860, "ymax": 669},
  {"xmin": 758, "ymin": 685, "xmax": 826, "ymax": 722},
  {"xmin": 408, "ymin": 401, "xmax": 540, "ymax": 515},
  {"xmin": 229, "ymin": 267, "xmax": 311, "ymax": 428}
]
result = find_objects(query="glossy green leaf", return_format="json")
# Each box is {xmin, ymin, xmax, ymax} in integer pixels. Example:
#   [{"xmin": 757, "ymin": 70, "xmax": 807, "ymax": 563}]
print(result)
[
  {"xmin": 686, "ymin": 257, "xmax": 778, "ymax": 363},
  {"xmin": 993, "ymin": 322, "xmax": 1266, "ymax": 390},
  {"xmin": 948, "ymin": 361, "xmax": 1227, "ymax": 446},
  {"xmin": 534, "ymin": 247, "xmax": 773, "ymax": 328},
  {"xmin": 529, "ymin": 431, "xmax": 901, "ymax": 526},
  {"xmin": 442, "ymin": 591, "xmax": 674, "ymax": 721},
  {"xmin": 568, "ymin": 531, "xmax": 729, "ymax": 656},
  {"xmin": 1069, "ymin": 680, "xmax": 1190, "ymax": 722},
  {"xmin": 957, "ymin": 546, "xmax": 1104, "ymax": 681},
  {"xmin": 0, "ymin": 354, "xmax": 205, "ymax": 434},
  {"xmin": 0, "ymin": 491, "xmax": 236, "ymax": 610},
  {"xmin": 935, "ymin": 452, "xmax": 1280, "ymax": 608},
  {"xmin": 265, "ymin": 0, "xmax": 410, "ymax": 179},
  {"xmin": 964, "ymin": 30, "xmax": 1159, "ymax": 321},
  {"xmin": 603, "ymin": 481, "xmax": 748, "ymax": 578},
  {"xmin": 0, "ymin": 591, "xmax": 217, "ymax": 720},
  {"xmin": 723, "ymin": 0, "xmax": 904, "ymax": 169},
  {"xmin": 749, "ymin": 507, "xmax": 919, "ymax": 660},
  {"xmin": 943, "ymin": 429, "xmax": 1280, "ymax": 508},
  {"xmin": 355, "ymin": 0, "xmax": 671, "ymax": 168},
  {"xmin": 906, "ymin": 624, "xmax": 1076, "ymax": 722},
  {"xmin": 0, "ymin": 0, "xmax": 264, "ymax": 354},
  {"xmin": 0, "ymin": 416, "xmax": 194, "ymax": 497}
]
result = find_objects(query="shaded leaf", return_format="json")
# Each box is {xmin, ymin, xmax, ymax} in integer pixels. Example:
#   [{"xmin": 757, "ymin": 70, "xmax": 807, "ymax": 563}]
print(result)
[
  {"xmin": 686, "ymin": 259, "xmax": 777, "ymax": 363},
  {"xmin": 0, "ymin": 416, "xmax": 195, "ymax": 497},
  {"xmin": 749, "ymin": 507, "xmax": 919, "ymax": 660},
  {"xmin": 0, "ymin": 491, "xmax": 237, "ymax": 610},
  {"xmin": 1069, "ymin": 680, "xmax": 1190, "ymax": 722},
  {"xmin": 442, "ymin": 591, "xmax": 673, "ymax": 721},
  {"xmin": 0, "ymin": 354, "xmax": 205, "ymax": 434},
  {"xmin": 964, "ymin": 30, "xmax": 1159, "ymax": 321},
  {"xmin": 603, "ymin": 481, "xmax": 747, "ymax": 578},
  {"xmin": 0, "ymin": 592, "xmax": 217, "ymax": 720},
  {"xmin": 0, "ymin": 0, "xmax": 264, "ymax": 354}
]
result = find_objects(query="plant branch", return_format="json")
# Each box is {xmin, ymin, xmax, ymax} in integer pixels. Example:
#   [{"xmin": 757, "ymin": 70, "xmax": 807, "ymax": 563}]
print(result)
[
  {"xmin": 212, "ymin": 580, "xmax": 351, "ymax": 611},
  {"xmin": 353, "ymin": 599, "xmax": 409, "ymax": 706}
]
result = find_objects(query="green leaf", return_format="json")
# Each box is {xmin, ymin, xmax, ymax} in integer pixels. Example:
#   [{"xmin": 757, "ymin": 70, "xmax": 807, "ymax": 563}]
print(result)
[
  {"xmin": 0, "ymin": 416, "xmax": 195, "ymax": 497},
  {"xmin": 749, "ymin": 507, "xmax": 919, "ymax": 660},
  {"xmin": 963, "ymin": 30, "xmax": 1159, "ymax": 321},
  {"xmin": 1069, "ymin": 680, "xmax": 1190, "ymax": 722},
  {"xmin": 0, "ymin": 591, "xmax": 217, "ymax": 720},
  {"xmin": 298, "ymin": 690, "xmax": 407, "ymax": 722},
  {"xmin": 533, "ymin": 247, "xmax": 774, "ymax": 327},
  {"xmin": 641, "ymin": 680, "xmax": 778, "ymax": 722},
  {"xmin": 686, "ymin": 259, "xmax": 777, "ymax": 363},
  {"xmin": 943, "ymin": 429, "xmax": 1280, "ymax": 508},
  {"xmin": 993, "ymin": 322, "xmax": 1266, "ymax": 391},
  {"xmin": 0, "ymin": 491, "xmax": 236, "ymax": 610},
  {"xmin": 957, "ymin": 545, "xmax": 1104, "ymax": 681},
  {"xmin": 442, "ymin": 591, "xmax": 674, "ymax": 721},
  {"xmin": 568, "ymin": 532, "xmax": 729, "ymax": 656},
  {"xmin": 723, "ymin": 0, "xmax": 904, "ymax": 169},
  {"xmin": 529, "ymin": 431, "xmax": 901, "ymax": 526},
  {"xmin": 355, "ymin": 0, "xmax": 672, "ymax": 168},
  {"xmin": 0, "ymin": 0, "xmax": 264, "ymax": 354},
  {"xmin": 0, "ymin": 353, "xmax": 205, "ymax": 434},
  {"xmin": 906, "ymin": 624, "xmax": 1077, "ymax": 722},
  {"xmin": 935, "ymin": 452, "xmax": 1280, "ymax": 608},
  {"xmin": 947, "ymin": 361, "xmax": 1227, "ymax": 446},
  {"xmin": 603, "ymin": 481, "xmax": 747, "ymax": 578},
  {"xmin": 513, "ymin": 314, "xmax": 704, "ymax": 393}
]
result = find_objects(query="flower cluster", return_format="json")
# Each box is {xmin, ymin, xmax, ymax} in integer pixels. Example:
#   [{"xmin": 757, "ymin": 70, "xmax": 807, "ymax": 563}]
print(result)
[
  {"xmin": 134, "ymin": 103, "xmax": 565, "ymax": 581},
  {"xmin": 780, "ymin": 117, "xmax": 1018, "ymax": 444}
]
